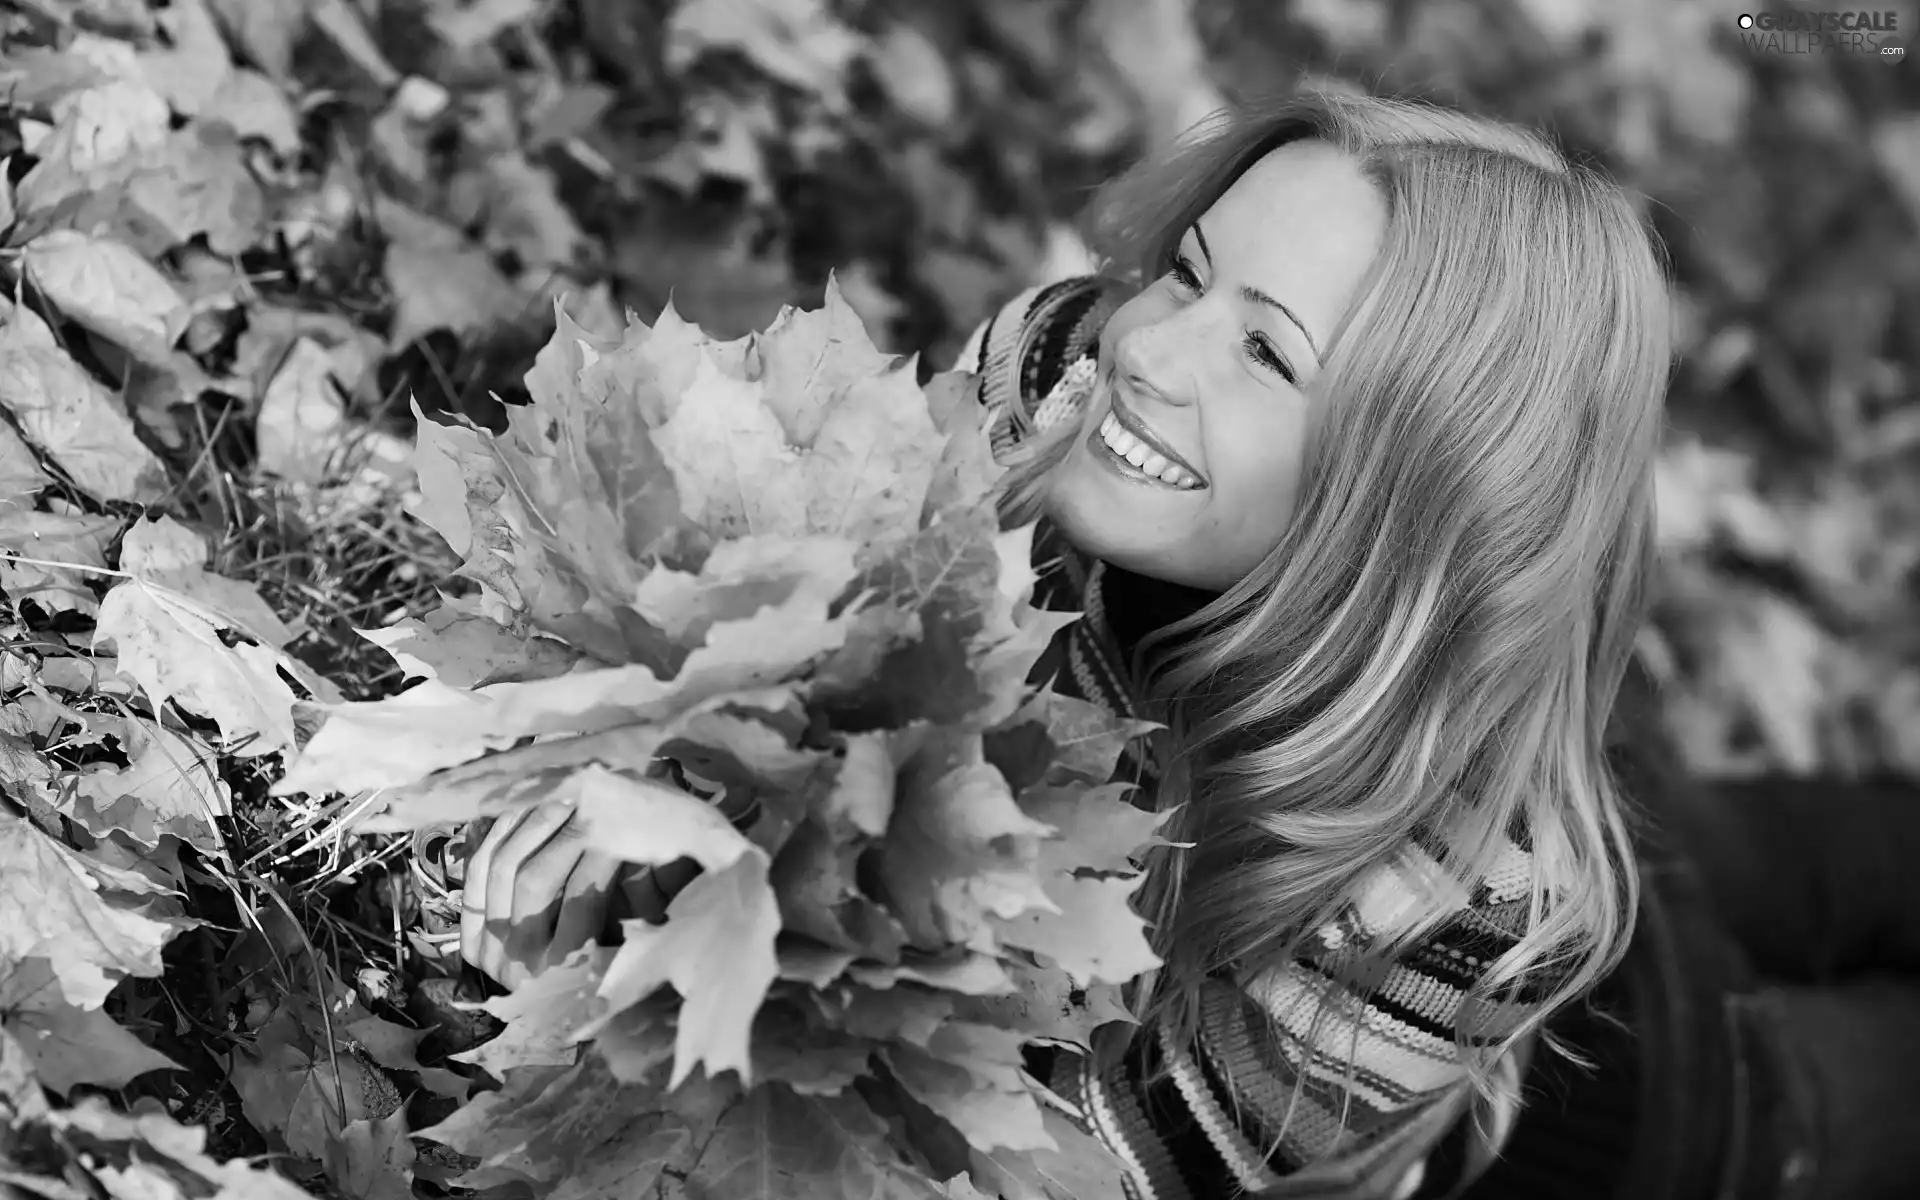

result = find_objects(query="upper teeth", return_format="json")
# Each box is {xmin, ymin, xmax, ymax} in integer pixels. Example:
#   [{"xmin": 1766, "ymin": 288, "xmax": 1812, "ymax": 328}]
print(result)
[{"xmin": 1099, "ymin": 414, "xmax": 1201, "ymax": 489}]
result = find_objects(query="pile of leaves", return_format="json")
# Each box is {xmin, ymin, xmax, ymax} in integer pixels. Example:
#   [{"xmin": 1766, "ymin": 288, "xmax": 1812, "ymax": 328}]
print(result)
[{"xmin": 272, "ymin": 286, "xmax": 1167, "ymax": 1195}]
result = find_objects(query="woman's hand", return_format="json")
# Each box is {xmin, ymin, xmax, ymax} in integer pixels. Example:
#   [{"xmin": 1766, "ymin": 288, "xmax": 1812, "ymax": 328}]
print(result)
[
  {"xmin": 459, "ymin": 800, "xmax": 626, "ymax": 990},
  {"xmin": 457, "ymin": 797, "xmax": 710, "ymax": 989}
]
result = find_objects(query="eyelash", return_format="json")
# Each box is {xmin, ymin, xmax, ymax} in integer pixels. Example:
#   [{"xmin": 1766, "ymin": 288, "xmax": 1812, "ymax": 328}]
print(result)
[{"xmin": 1167, "ymin": 253, "xmax": 1298, "ymax": 385}]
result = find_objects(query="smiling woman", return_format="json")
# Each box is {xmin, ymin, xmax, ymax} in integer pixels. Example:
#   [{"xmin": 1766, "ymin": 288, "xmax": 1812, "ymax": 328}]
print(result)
[
  {"xmin": 462, "ymin": 90, "xmax": 1666, "ymax": 1197},
  {"xmin": 929, "ymin": 91, "xmax": 1673, "ymax": 1199},
  {"xmin": 1041, "ymin": 139, "xmax": 1382, "ymax": 591}
]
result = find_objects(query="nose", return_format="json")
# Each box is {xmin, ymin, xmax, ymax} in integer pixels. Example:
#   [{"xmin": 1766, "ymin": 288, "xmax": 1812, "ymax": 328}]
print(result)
[{"xmin": 1112, "ymin": 322, "xmax": 1194, "ymax": 409}]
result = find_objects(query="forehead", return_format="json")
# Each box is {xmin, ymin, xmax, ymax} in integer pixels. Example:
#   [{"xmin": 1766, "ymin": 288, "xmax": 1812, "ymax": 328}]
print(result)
[{"xmin": 1192, "ymin": 140, "xmax": 1387, "ymax": 337}]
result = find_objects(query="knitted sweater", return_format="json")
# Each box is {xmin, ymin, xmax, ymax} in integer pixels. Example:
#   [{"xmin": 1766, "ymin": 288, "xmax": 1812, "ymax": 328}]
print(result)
[{"xmin": 957, "ymin": 277, "xmax": 1559, "ymax": 1200}]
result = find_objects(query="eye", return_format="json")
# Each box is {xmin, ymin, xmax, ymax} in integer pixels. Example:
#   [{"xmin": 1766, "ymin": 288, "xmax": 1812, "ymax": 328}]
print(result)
[
  {"xmin": 1242, "ymin": 333, "xmax": 1298, "ymax": 385},
  {"xmin": 1169, "ymin": 251, "xmax": 1300, "ymax": 385},
  {"xmin": 1167, "ymin": 252, "xmax": 1202, "ymax": 294}
]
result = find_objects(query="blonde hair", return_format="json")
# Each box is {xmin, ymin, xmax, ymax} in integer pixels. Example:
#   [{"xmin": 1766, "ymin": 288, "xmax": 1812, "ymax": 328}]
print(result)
[{"xmin": 999, "ymin": 92, "xmax": 1671, "ymax": 1107}]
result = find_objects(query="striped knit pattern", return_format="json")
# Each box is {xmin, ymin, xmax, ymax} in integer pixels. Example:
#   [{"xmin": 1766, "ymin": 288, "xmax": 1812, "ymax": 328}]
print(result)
[{"xmin": 959, "ymin": 277, "xmax": 1556, "ymax": 1200}]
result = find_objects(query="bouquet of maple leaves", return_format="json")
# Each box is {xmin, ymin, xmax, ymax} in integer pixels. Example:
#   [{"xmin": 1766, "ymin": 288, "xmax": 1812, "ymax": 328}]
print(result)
[{"xmin": 276, "ymin": 281, "xmax": 1167, "ymax": 1198}]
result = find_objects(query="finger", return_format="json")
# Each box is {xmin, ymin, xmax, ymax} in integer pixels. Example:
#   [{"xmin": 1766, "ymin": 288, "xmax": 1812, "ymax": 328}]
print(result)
[
  {"xmin": 502, "ymin": 827, "xmax": 591, "ymax": 969},
  {"xmin": 484, "ymin": 801, "xmax": 578, "ymax": 933},
  {"xmin": 460, "ymin": 805, "xmax": 537, "ymax": 970},
  {"xmin": 549, "ymin": 851, "xmax": 623, "ymax": 963},
  {"xmin": 483, "ymin": 794, "xmax": 579, "ymax": 975},
  {"xmin": 474, "ymin": 802, "xmax": 575, "ymax": 983}
]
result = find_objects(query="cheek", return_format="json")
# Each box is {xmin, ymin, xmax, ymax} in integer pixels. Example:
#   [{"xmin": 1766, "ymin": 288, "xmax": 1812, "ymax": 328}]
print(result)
[{"xmin": 1199, "ymin": 404, "xmax": 1306, "ymax": 547}]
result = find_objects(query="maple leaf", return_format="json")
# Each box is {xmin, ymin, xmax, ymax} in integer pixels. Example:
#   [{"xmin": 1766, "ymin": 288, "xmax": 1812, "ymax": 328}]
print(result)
[
  {"xmin": 207, "ymin": 0, "xmax": 308, "ymax": 80},
  {"xmin": 360, "ymin": 604, "xmax": 584, "ymax": 687},
  {"xmin": 992, "ymin": 689, "xmax": 1159, "ymax": 789},
  {"xmin": 227, "ymin": 1009, "xmax": 415, "ymax": 1200},
  {"xmin": 657, "ymin": 1084, "xmax": 950, "ymax": 1200},
  {"xmin": 272, "ymin": 678, "xmax": 507, "ymax": 797},
  {"xmin": 746, "ymin": 998, "xmax": 875, "ymax": 1096},
  {"xmin": 93, "ymin": 579, "xmax": 301, "ymax": 756},
  {"xmin": 667, "ymin": 0, "xmax": 870, "ymax": 112},
  {"xmin": 63, "ymin": 712, "xmax": 230, "ymax": 853},
  {"xmin": 203, "ymin": 67, "xmax": 301, "ymax": 153},
  {"xmin": 885, "ymin": 1040, "xmax": 1052, "ymax": 1155},
  {"xmin": 632, "ymin": 534, "xmax": 860, "ymax": 652},
  {"xmin": 951, "ymin": 957, "xmax": 1137, "ymax": 1051},
  {"xmin": 0, "ymin": 422, "xmax": 51, "ymax": 498},
  {"xmin": 32, "ymin": 1097, "xmax": 318, "ymax": 1200},
  {"xmin": 596, "ymin": 851, "xmax": 782, "ymax": 1088},
  {"xmin": 875, "ymin": 732, "xmax": 1058, "ymax": 951},
  {"xmin": 119, "ymin": 122, "xmax": 266, "ymax": 255},
  {"xmin": 0, "ymin": 957, "xmax": 179, "ymax": 1094},
  {"xmin": 254, "ymin": 338, "xmax": 348, "ymax": 485},
  {"xmin": 0, "ymin": 346, "xmax": 169, "ymax": 504},
  {"xmin": 0, "ymin": 703, "xmax": 52, "ymax": 791},
  {"xmin": 456, "ymin": 945, "xmax": 615, "ymax": 1076},
  {"xmin": 409, "ymin": 406, "xmax": 590, "ymax": 636},
  {"xmin": 119, "ymin": 515, "xmax": 293, "ymax": 648},
  {"xmin": 0, "ymin": 810, "xmax": 178, "ymax": 1007},
  {"xmin": 749, "ymin": 275, "xmax": 898, "ymax": 445},
  {"xmin": 282, "ymin": 589, "xmax": 848, "ymax": 798},
  {"xmin": 965, "ymin": 1108, "xmax": 1136, "ymax": 1200},
  {"xmin": 21, "ymin": 229, "xmax": 187, "ymax": 362},
  {"xmin": 0, "ymin": 508, "xmax": 121, "ymax": 616},
  {"xmin": 14, "ymin": 79, "xmax": 171, "ymax": 218},
  {"xmin": 651, "ymin": 351, "xmax": 944, "ymax": 543},
  {"xmin": 921, "ymin": 370, "xmax": 1002, "ymax": 520},
  {"xmin": 378, "ymin": 199, "xmax": 531, "ymax": 347},
  {"xmin": 822, "ymin": 729, "xmax": 898, "ymax": 836},
  {"xmin": 1018, "ymin": 783, "xmax": 1164, "ymax": 874},
  {"xmin": 491, "ymin": 382, "xmax": 685, "ymax": 628},
  {"xmin": 990, "ymin": 874, "xmax": 1161, "ymax": 989},
  {"xmin": 137, "ymin": 0, "xmax": 235, "ymax": 115},
  {"xmin": 418, "ymin": 1052, "xmax": 725, "ymax": 1191},
  {"xmin": 816, "ymin": 517, "xmax": 1059, "ymax": 731},
  {"xmin": 768, "ymin": 816, "xmax": 906, "ymax": 957}
]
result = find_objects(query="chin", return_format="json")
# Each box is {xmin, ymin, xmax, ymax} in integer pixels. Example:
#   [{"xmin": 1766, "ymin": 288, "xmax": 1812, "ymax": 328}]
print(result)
[{"xmin": 1042, "ymin": 448, "xmax": 1188, "ymax": 579}]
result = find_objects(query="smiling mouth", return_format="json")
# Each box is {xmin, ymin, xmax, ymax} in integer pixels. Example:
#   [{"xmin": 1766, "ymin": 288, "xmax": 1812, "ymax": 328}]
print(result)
[{"xmin": 1089, "ymin": 400, "xmax": 1207, "ymax": 490}]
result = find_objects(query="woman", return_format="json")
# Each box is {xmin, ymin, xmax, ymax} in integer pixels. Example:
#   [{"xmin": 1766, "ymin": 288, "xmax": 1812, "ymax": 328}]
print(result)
[{"xmin": 454, "ymin": 93, "xmax": 1920, "ymax": 1198}]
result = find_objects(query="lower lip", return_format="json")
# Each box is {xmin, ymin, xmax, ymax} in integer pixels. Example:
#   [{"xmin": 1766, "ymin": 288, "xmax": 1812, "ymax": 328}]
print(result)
[{"xmin": 1084, "ymin": 421, "xmax": 1201, "ymax": 492}]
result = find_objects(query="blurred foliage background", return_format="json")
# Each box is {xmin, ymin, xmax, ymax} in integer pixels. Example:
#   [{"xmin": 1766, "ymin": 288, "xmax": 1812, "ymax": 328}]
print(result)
[
  {"xmin": 0, "ymin": 0, "xmax": 1917, "ymax": 1184},
  {"xmin": 8, "ymin": 0, "xmax": 1920, "ymax": 784}
]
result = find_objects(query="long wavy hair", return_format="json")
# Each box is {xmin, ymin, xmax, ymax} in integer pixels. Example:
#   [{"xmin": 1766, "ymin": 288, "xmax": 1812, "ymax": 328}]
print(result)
[{"xmin": 997, "ymin": 91, "xmax": 1671, "ymax": 1109}]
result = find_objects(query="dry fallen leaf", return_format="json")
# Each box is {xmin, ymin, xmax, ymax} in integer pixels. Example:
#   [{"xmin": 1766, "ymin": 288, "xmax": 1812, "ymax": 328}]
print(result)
[
  {"xmin": 202, "ymin": 67, "xmax": 303, "ymax": 154},
  {"xmin": 137, "ymin": 0, "xmax": 235, "ymax": 114},
  {"xmin": 0, "ymin": 809, "xmax": 180, "ymax": 1008},
  {"xmin": 12, "ymin": 78, "xmax": 171, "ymax": 219},
  {"xmin": 0, "ymin": 423, "xmax": 51, "ymax": 499},
  {"xmin": 0, "ymin": 508, "xmax": 121, "ymax": 617},
  {"xmin": 377, "ymin": 200, "xmax": 533, "ymax": 347},
  {"xmin": 0, "ymin": 345, "xmax": 170, "ymax": 504},
  {"xmin": 667, "ymin": 0, "xmax": 870, "ymax": 110},
  {"xmin": 92, "ymin": 579, "xmax": 302, "ymax": 757},
  {"xmin": 21, "ymin": 230, "xmax": 188, "ymax": 362},
  {"xmin": 0, "ymin": 957, "xmax": 181, "ymax": 1095},
  {"xmin": 121, "ymin": 123, "xmax": 267, "ymax": 255},
  {"xmin": 255, "ymin": 337, "xmax": 351, "ymax": 485},
  {"xmin": 66, "ymin": 712, "xmax": 231, "ymax": 853}
]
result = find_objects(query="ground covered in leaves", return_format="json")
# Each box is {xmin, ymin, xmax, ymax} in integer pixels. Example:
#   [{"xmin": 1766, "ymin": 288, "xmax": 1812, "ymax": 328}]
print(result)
[{"xmin": 0, "ymin": 0, "xmax": 1916, "ymax": 1197}]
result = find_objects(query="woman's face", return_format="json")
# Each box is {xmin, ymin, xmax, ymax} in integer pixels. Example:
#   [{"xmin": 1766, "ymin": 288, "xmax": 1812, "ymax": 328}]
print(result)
[{"xmin": 1046, "ymin": 139, "xmax": 1388, "ymax": 591}]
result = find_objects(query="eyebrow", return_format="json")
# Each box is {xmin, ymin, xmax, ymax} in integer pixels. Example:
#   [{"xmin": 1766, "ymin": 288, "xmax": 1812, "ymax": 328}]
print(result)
[{"xmin": 1190, "ymin": 223, "xmax": 1322, "ymax": 362}]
